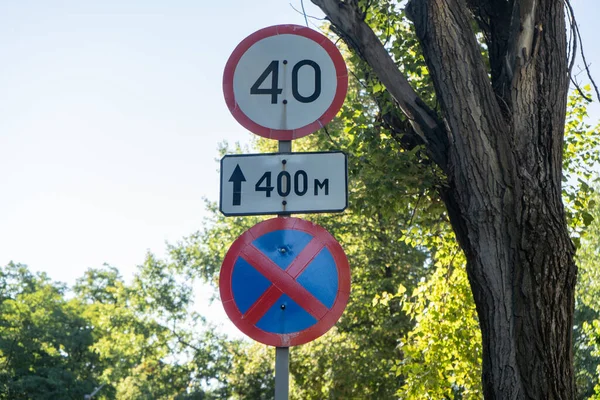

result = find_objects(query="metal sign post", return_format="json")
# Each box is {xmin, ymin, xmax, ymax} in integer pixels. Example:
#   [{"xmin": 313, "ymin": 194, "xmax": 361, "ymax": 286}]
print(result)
[
  {"xmin": 276, "ymin": 139, "xmax": 290, "ymax": 400},
  {"xmin": 275, "ymin": 346, "xmax": 289, "ymax": 400},
  {"xmin": 278, "ymin": 140, "xmax": 291, "ymax": 154}
]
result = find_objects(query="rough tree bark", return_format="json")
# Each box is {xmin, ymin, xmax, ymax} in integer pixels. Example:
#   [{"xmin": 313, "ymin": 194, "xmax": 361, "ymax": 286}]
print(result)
[{"xmin": 311, "ymin": 0, "xmax": 577, "ymax": 398}]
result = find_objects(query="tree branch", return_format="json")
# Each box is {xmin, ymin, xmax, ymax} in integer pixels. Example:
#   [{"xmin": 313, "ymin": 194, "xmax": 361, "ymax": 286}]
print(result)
[
  {"xmin": 565, "ymin": 0, "xmax": 600, "ymax": 102},
  {"xmin": 504, "ymin": 0, "xmax": 539, "ymax": 78},
  {"xmin": 465, "ymin": 0, "xmax": 513, "ymax": 103},
  {"xmin": 310, "ymin": 0, "xmax": 448, "ymax": 170},
  {"xmin": 348, "ymin": 66, "xmax": 433, "ymax": 156},
  {"xmin": 405, "ymin": 0, "xmax": 512, "ymax": 179}
]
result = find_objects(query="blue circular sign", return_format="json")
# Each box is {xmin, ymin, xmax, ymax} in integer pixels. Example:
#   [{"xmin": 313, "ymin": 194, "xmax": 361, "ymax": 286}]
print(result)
[{"xmin": 220, "ymin": 217, "xmax": 351, "ymax": 347}]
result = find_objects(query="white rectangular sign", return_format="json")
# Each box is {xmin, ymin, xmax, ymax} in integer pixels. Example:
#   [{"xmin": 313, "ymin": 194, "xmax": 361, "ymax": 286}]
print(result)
[{"xmin": 220, "ymin": 151, "xmax": 347, "ymax": 216}]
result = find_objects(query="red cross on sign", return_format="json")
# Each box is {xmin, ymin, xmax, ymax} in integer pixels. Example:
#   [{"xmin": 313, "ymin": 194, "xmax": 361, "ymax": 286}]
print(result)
[{"xmin": 219, "ymin": 217, "xmax": 351, "ymax": 347}]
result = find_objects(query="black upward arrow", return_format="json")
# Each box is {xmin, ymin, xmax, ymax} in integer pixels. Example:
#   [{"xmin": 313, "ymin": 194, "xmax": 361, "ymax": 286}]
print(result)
[{"xmin": 229, "ymin": 164, "xmax": 246, "ymax": 206}]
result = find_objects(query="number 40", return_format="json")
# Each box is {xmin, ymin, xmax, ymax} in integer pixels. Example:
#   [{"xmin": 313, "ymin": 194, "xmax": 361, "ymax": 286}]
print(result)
[{"xmin": 250, "ymin": 60, "xmax": 321, "ymax": 104}]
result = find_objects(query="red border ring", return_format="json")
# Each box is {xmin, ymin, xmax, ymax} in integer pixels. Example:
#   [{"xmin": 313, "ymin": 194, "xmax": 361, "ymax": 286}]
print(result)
[
  {"xmin": 222, "ymin": 25, "xmax": 348, "ymax": 141},
  {"xmin": 219, "ymin": 217, "xmax": 351, "ymax": 347}
]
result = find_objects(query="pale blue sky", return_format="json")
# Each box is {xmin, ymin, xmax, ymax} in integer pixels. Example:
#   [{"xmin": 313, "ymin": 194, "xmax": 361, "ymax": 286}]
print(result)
[
  {"xmin": 0, "ymin": 0, "xmax": 325, "ymax": 285},
  {"xmin": 1, "ymin": 1, "xmax": 598, "ymax": 290}
]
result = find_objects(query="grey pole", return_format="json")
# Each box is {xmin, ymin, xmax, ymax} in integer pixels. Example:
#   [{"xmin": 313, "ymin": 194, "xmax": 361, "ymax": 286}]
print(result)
[
  {"xmin": 278, "ymin": 140, "xmax": 291, "ymax": 153},
  {"xmin": 275, "ymin": 139, "xmax": 291, "ymax": 400},
  {"xmin": 275, "ymin": 346, "xmax": 290, "ymax": 400}
]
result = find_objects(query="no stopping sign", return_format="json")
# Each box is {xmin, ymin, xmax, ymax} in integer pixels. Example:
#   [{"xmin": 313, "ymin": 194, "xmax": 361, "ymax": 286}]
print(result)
[{"xmin": 219, "ymin": 217, "xmax": 351, "ymax": 347}]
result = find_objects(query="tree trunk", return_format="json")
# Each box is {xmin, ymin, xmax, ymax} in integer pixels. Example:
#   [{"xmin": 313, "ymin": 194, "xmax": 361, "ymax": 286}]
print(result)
[{"xmin": 311, "ymin": 0, "xmax": 578, "ymax": 398}]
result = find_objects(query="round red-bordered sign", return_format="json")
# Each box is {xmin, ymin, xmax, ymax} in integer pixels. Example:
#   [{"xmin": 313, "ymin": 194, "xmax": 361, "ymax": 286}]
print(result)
[
  {"xmin": 219, "ymin": 217, "xmax": 351, "ymax": 347},
  {"xmin": 222, "ymin": 25, "xmax": 348, "ymax": 140}
]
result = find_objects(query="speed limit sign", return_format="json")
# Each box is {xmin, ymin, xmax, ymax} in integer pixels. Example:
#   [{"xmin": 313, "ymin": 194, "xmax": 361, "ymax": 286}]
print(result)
[{"xmin": 223, "ymin": 25, "xmax": 348, "ymax": 140}]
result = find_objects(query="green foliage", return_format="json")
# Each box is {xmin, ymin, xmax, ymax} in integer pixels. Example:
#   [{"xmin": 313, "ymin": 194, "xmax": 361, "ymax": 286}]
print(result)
[
  {"xmin": 394, "ymin": 259, "xmax": 483, "ymax": 399},
  {"xmin": 557, "ymin": 86, "xmax": 600, "ymax": 399},
  {"xmin": 574, "ymin": 189, "xmax": 600, "ymax": 399},
  {"xmin": 361, "ymin": 1, "xmax": 436, "ymax": 109},
  {"xmin": 581, "ymin": 320, "xmax": 600, "ymax": 400},
  {"xmin": 226, "ymin": 342, "xmax": 274, "ymax": 399},
  {"xmin": 563, "ymin": 86, "xmax": 600, "ymax": 247},
  {"xmin": 0, "ymin": 263, "xmax": 98, "ymax": 399},
  {"xmin": 325, "ymin": 44, "xmax": 483, "ymax": 396},
  {"xmin": 0, "ymin": 261, "xmax": 234, "ymax": 399}
]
